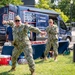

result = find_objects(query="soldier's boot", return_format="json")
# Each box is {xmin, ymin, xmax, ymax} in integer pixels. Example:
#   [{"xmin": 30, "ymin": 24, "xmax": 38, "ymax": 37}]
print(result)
[
  {"xmin": 30, "ymin": 70, "xmax": 35, "ymax": 75},
  {"xmin": 43, "ymin": 56, "xmax": 48, "ymax": 61},
  {"xmin": 8, "ymin": 67, "xmax": 15, "ymax": 72},
  {"xmin": 54, "ymin": 56, "xmax": 57, "ymax": 62}
]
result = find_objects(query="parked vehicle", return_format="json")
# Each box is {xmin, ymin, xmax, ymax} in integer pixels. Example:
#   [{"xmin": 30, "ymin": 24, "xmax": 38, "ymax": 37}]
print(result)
[{"xmin": 0, "ymin": 4, "xmax": 72, "ymax": 45}]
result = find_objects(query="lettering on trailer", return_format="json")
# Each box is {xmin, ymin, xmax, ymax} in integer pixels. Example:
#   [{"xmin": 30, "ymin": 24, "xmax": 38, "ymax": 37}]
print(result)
[{"xmin": 0, "ymin": 26, "xmax": 6, "ymax": 35}]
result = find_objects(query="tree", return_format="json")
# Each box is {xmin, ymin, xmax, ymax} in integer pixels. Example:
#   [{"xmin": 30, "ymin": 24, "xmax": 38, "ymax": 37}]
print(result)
[
  {"xmin": 35, "ymin": 0, "xmax": 55, "ymax": 9},
  {"xmin": 0, "ymin": 0, "xmax": 23, "ymax": 7},
  {"xmin": 58, "ymin": 0, "xmax": 70, "ymax": 17},
  {"xmin": 35, "ymin": 0, "xmax": 50, "ymax": 9},
  {"xmin": 58, "ymin": 0, "xmax": 75, "ymax": 22},
  {"xmin": 35, "ymin": 0, "xmax": 69, "ymax": 22},
  {"xmin": 55, "ymin": 9, "xmax": 69, "ymax": 22},
  {"xmin": 51, "ymin": 0, "xmax": 55, "ymax": 3}
]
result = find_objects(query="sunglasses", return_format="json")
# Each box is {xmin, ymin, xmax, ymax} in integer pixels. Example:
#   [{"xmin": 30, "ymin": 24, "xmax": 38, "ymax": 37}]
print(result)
[
  {"xmin": 49, "ymin": 22, "xmax": 52, "ymax": 23},
  {"xmin": 15, "ymin": 20, "xmax": 20, "ymax": 22}
]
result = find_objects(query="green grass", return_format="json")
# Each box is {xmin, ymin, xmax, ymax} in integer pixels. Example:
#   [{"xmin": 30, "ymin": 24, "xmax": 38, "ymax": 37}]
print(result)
[{"xmin": 0, "ymin": 51, "xmax": 75, "ymax": 75}]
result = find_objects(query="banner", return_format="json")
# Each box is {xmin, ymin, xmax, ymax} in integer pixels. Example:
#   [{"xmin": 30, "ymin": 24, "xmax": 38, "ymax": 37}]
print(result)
[{"xmin": 36, "ymin": 13, "xmax": 49, "ymax": 30}]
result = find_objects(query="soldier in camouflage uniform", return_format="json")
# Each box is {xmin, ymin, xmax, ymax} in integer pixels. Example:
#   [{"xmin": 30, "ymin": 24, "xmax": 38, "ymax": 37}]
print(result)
[
  {"xmin": 3, "ymin": 15, "xmax": 42, "ymax": 75},
  {"xmin": 44, "ymin": 19, "xmax": 58, "ymax": 61}
]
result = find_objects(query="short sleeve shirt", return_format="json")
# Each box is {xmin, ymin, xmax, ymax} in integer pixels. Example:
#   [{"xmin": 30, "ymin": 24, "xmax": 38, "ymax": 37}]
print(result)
[{"xmin": 6, "ymin": 26, "xmax": 13, "ymax": 41}]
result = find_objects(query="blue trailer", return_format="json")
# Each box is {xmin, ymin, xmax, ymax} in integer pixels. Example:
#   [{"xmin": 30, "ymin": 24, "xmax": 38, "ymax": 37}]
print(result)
[
  {"xmin": 0, "ymin": 4, "xmax": 70, "ymax": 59},
  {"xmin": 0, "ymin": 4, "xmax": 72, "ymax": 45},
  {"xmin": 0, "ymin": 4, "xmax": 17, "ymax": 45}
]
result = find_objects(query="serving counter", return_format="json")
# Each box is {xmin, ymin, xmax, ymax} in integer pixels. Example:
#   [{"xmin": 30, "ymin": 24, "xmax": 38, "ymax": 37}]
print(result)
[{"xmin": 1, "ymin": 40, "xmax": 69, "ymax": 59}]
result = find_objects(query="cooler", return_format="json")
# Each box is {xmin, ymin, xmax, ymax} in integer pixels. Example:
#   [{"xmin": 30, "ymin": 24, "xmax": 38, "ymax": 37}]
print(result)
[{"xmin": 0, "ymin": 55, "xmax": 11, "ymax": 65}]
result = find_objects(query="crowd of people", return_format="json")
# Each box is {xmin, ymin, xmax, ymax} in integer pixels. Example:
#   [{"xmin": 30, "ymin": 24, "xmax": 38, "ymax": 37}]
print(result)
[{"xmin": 2, "ymin": 15, "xmax": 58, "ymax": 75}]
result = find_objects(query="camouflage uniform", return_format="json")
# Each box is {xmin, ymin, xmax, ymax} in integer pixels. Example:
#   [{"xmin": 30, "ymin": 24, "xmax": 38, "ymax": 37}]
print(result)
[
  {"xmin": 44, "ymin": 25, "xmax": 58, "ymax": 57},
  {"xmin": 8, "ymin": 22, "xmax": 41, "ymax": 72}
]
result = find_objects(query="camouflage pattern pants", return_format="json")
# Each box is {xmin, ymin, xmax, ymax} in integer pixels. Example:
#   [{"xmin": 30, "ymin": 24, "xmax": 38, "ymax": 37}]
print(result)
[
  {"xmin": 11, "ymin": 42, "xmax": 35, "ymax": 72},
  {"xmin": 44, "ymin": 40, "xmax": 58, "ymax": 57}
]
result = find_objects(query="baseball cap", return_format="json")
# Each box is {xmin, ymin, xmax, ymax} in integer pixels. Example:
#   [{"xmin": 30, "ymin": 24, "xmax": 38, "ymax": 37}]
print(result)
[{"xmin": 14, "ymin": 15, "xmax": 21, "ymax": 21}]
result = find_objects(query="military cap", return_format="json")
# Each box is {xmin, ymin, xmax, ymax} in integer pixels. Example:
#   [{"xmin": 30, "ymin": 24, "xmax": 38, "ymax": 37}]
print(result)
[
  {"xmin": 48, "ymin": 19, "xmax": 53, "ymax": 23},
  {"xmin": 14, "ymin": 15, "xmax": 21, "ymax": 21}
]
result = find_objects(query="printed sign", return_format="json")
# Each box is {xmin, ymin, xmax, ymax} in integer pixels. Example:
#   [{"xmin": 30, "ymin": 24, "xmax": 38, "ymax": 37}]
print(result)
[
  {"xmin": 36, "ymin": 13, "xmax": 49, "ymax": 30},
  {"xmin": 23, "ymin": 11, "xmax": 36, "ymax": 23},
  {"xmin": 36, "ymin": 13, "xmax": 49, "ymax": 39},
  {"xmin": 9, "ymin": 11, "xmax": 15, "ymax": 20},
  {"xmin": 3, "ymin": 14, "xmax": 8, "ymax": 21},
  {"xmin": 3, "ymin": 11, "xmax": 15, "ymax": 21}
]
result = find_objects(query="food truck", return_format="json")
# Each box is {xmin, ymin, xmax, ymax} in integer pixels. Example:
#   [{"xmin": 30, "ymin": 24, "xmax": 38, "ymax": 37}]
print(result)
[{"xmin": 0, "ymin": 4, "xmax": 70, "ymax": 59}]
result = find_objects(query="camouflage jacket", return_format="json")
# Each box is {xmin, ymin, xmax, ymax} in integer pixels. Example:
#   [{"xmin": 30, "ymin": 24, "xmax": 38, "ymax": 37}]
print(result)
[
  {"xmin": 8, "ymin": 22, "xmax": 41, "ymax": 46},
  {"xmin": 46, "ymin": 25, "xmax": 58, "ymax": 41}
]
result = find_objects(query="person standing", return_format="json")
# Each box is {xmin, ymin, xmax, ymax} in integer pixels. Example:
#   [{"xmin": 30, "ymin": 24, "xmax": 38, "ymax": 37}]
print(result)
[
  {"xmin": 2, "ymin": 15, "xmax": 42, "ymax": 75},
  {"xmin": 44, "ymin": 19, "xmax": 58, "ymax": 61},
  {"xmin": 6, "ymin": 25, "xmax": 13, "ymax": 42}
]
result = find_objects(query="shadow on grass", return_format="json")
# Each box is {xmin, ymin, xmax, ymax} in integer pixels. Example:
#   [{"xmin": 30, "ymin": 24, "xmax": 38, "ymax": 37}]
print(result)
[
  {"xmin": 0, "ymin": 71, "xmax": 14, "ymax": 75},
  {"xmin": 24, "ymin": 74, "xmax": 31, "ymax": 75},
  {"xmin": 35, "ymin": 60, "xmax": 44, "ymax": 64},
  {"xmin": 35, "ymin": 59, "xmax": 52, "ymax": 64},
  {"xmin": 0, "ymin": 71, "xmax": 31, "ymax": 75}
]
